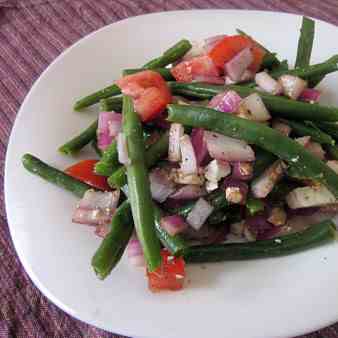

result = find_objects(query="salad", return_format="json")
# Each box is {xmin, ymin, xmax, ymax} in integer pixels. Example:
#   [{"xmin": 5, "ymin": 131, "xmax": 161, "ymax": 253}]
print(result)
[{"xmin": 23, "ymin": 16, "xmax": 338, "ymax": 292}]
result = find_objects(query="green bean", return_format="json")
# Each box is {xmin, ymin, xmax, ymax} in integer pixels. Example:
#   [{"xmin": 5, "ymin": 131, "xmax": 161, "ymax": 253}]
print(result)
[
  {"xmin": 270, "ymin": 55, "xmax": 338, "ymax": 81},
  {"xmin": 316, "ymin": 122, "xmax": 338, "ymax": 140},
  {"xmin": 91, "ymin": 200, "xmax": 133, "ymax": 279},
  {"xmin": 246, "ymin": 197, "xmax": 265, "ymax": 216},
  {"xmin": 123, "ymin": 68, "xmax": 175, "ymax": 81},
  {"xmin": 94, "ymin": 141, "xmax": 119, "ymax": 176},
  {"xmin": 326, "ymin": 145, "xmax": 338, "ymax": 160},
  {"xmin": 58, "ymin": 120, "xmax": 98, "ymax": 155},
  {"xmin": 168, "ymin": 82, "xmax": 338, "ymax": 122},
  {"xmin": 99, "ymin": 96, "xmax": 123, "ymax": 112},
  {"xmin": 236, "ymin": 29, "xmax": 281, "ymax": 69},
  {"xmin": 108, "ymin": 131, "xmax": 169, "ymax": 188},
  {"xmin": 91, "ymin": 139, "xmax": 102, "ymax": 157},
  {"xmin": 253, "ymin": 147, "xmax": 276, "ymax": 178},
  {"xmin": 142, "ymin": 39, "xmax": 192, "ymax": 69},
  {"xmin": 22, "ymin": 154, "xmax": 91, "ymax": 198},
  {"xmin": 74, "ymin": 39, "xmax": 191, "ymax": 111},
  {"xmin": 123, "ymin": 95, "xmax": 161, "ymax": 271},
  {"xmin": 207, "ymin": 210, "xmax": 227, "ymax": 225},
  {"xmin": 282, "ymin": 119, "xmax": 335, "ymax": 145},
  {"xmin": 295, "ymin": 17, "xmax": 315, "ymax": 68},
  {"xmin": 184, "ymin": 220, "xmax": 336, "ymax": 263},
  {"xmin": 167, "ymin": 104, "xmax": 338, "ymax": 198},
  {"xmin": 153, "ymin": 206, "xmax": 188, "ymax": 256}
]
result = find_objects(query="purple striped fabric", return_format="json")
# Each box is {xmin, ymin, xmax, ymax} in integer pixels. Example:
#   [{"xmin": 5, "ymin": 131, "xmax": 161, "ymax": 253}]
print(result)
[{"xmin": 1, "ymin": 1, "xmax": 338, "ymax": 337}]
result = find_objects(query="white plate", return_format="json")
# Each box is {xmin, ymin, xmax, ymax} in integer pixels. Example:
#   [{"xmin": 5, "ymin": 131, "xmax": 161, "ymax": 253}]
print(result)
[{"xmin": 5, "ymin": 10, "xmax": 338, "ymax": 338}]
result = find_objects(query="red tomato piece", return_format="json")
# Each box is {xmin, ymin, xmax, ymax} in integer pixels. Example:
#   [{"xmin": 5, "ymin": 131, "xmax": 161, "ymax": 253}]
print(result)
[
  {"xmin": 208, "ymin": 35, "xmax": 265, "ymax": 73},
  {"xmin": 147, "ymin": 249, "xmax": 185, "ymax": 292},
  {"xmin": 116, "ymin": 70, "xmax": 172, "ymax": 122},
  {"xmin": 65, "ymin": 160, "xmax": 111, "ymax": 191},
  {"xmin": 171, "ymin": 55, "xmax": 220, "ymax": 83}
]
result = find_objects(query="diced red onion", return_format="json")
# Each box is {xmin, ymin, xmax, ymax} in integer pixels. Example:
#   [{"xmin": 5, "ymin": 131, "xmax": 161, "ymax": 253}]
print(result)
[
  {"xmin": 267, "ymin": 207, "xmax": 287, "ymax": 226},
  {"xmin": 170, "ymin": 185, "xmax": 206, "ymax": 200},
  {"xmin": 205, "ymin": 159, "xmax": 231, "ymax": 182},
  {"xmin": 241, "ymin": 93, "xmax": 271, "ymax": 122},
  {"xmin": 255, "ymin": 72, "xmax": 283, "ymax": 95},
  {"xmin": 230, "ymin": 221, "xmax": 245, "ymax": 236},
  {"xmin": 205, "ymin": 131, "xmax": 255, "ymax": 162},
  {"xmin": 171, "ymin": 169, "xmax": 205, "ymax": 185},
  {"xmin": 160, "ymin": 215, "xmax": 188, "ymax": 236},
  {"xmin": 191, "ymin": 128, "xmax": 209, "ymax": 165},
  {"xmin": 208, "ymin": 90, "xmax": 242, "ymax": 113},
  {"xmin": 73, "ymin": 190, "xmax": 120, "ymax": 226},
  {"xmin": 306, "ymin": 142, "xmax": 325, "ymax": 160},
  {"xmin": 95, "ymin": 223, "xmax": 110, "ymax": 238},
  {"xmin": 271, "ymin": 119, "xmax": 292, "ymax": 136},
  {"xmin": 117, "ymin": 132, "xmax": 130, "ymax": 165},
  {"xmin": 149, "ymin": 168, "xmax": 176, "ymax": 203},
  {"xmin": 180, "ymin": 134, "xmax": 198, "ymax": 175},
  {"xmin": 327, "ymin": 160, "xmax": 338, "ymax": 174},
  {"xmin": 257, "ymin": 226, "xmax": 282, "ymax": 240},
  {"xmin": 251, "ymin": 160, "xmax": 287, "ymax": 198},
  {"xmin": 193, "ymin": 75, "xmax": 225, "ymax": 84},
  {"xmin": 186, "ymin": 198, "xmax": 214, "ymax": 230},
  {"xmin": 286, "ymin": 186, "xmax": 336, "ymax": 209},
  {"xmin": 225, "ymin": 70, "xmax": 254, "ymax": 85},
  {"xmin": 299, "ymin": 88, "xmax": 321, "ymax": 103},
  {"xmin": 168, "ymin": 123, "xmax": 184, "ymax": 162},
  {"xmin": 295, "ymin": 136, "xmax": 311, "ymax": 147},
  {"xmin": 127, "ymin": 235, "xmax": 145, "ymax": 267},
  {"xmin": 152, "ymin": 111, "xmax": 170, "ymax": 130},
  {"xmin": 278, "ymin": 75, "xmax": 307, "ymax": 100},
  {"xmin": 287, "ymin": 206, "xmax": 319, "ymax": 217},
  {"xmin": 97, "ymin": 111, "xmax": 122, "ymax": 150},
  {"xmin": 231, "ymin": 162, "xmax": 253, "ymax": 181},
  {"xmin": 246, "ymin": 215, "xmax": 272, "ymax": 234},
  {"xmin": 224, "ymin": 177, "xmax": 248, "ymax": 204},
  {"xmin": 225, "ymin": 47, "xmax": 253, "ymax": 82}
]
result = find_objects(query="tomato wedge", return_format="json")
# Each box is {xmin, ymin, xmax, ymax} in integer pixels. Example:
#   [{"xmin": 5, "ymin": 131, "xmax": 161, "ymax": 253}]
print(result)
[
  {"xmin": 116, "ymin": 70, "xmax": 172, "ymax": 122},
  {"xmin": 171, "ymin": 55, "xmax": 220, "ymax": 83},
  {"xmin": 208, "ymin": 35, "xmax": 265, "ymax": 73},
  {"xmin": 65, "ymin": 160, "xmax": 111, "ymax": 191},
  {"xmin": 147, "ymin": 249, "xmax": 185, "ymax": 291}
]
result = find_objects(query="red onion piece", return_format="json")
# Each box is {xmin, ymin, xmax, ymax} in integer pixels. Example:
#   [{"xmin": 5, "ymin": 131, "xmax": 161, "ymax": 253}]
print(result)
[
  {"xmin": 257, "ymin": 226, "xmax": 282, "ymax": 240},
  {"xmin": 231, "ymin": 162, "xmax": 253, "ymax": 181},
  {"xmin": 299, "ymin": 88, "xmax": 321, "ymax": 103},
  {"xmin": 224, "ymin": 177, "xmax": 248, "ymax": 204},
  {"xmin": 150, "ymin": 168, "xmax": 176, "ymax": 203},
  {"xmin": 287, "ymin": 206, "xmax": 319, "ymax": 217},
  {"xmin": 97, "ymin": 111, "xmax": 122, "ymax": 150},
  {"xmin": 271, "ymin": 119, "xmax": 292, "ymax": 136},
  {"xmin": 208, "ymin": 90, "xmax": 242, "ymax": 113},
  {"xmin": 95, "ymin": 223, "xmax": 110, "ymax": 238},
  {"xmin": 267, "ymin": 207, "xmax": 287, "ymax": 226},
  {"xmin": 186, "ymin": 198, "xmax": 214, "ymax": 230},
  {"xmin": 286, "ymin": 186, "xmax": 336, "ymax": 209},
  {"xmin": 152, "ymin": 111, "xmax": 170, "ymax": 129},
  {"xmin": 73, "ymin": 190, "xmax": 120, "ymax": 226},
  {"xmin": 170, "ymin": 185, "xmax": 206, "ymax": 200},
  {"xmin": 245, "ymin": 215, "xmax": 274, "ymax": 240},
  {"xmin": 205, "ymin": 159, "xmax": 231, "ymax": 182},
  {"xmin": 168, "ymin": 123, "xmax": 184, "ymax": 162},
  {"xmin": 306, "ymin": 141, "xmax": 325, "ymax": 160},
  {"xmin": 225, "ymin": 47, "xmax": 253, "ymax": 82},
  {"xmin": 160, "ymin": 215, "xmax": 188, "ymax": 236},
  {"xmin": 191, "ymin": 128, "xmax": 209, "ymax": 166},
  {"xmin": 278, "ymin": 75, "xmax": 307, "ymax": 100},
  {"xmin": 127, "ymin": 235, "xmax": 145, "ymax": 267},
  {"xmin": 205, "ymin": 131, "xmax": 255, "ymax": 162},
  {"xmin": 241, "ymin": 93, "xmax": 271, "ymax": 122},
  {"xmin": 295, "ymin": 136, "xmax": 311, "ymax": 147},
  {"xmin": 117, "ymin": 132, "xmax": 130, "ymax": 165},
  {"xmin": 255, "ymin": 72, "xmax": 283, "ymax": 95},
  {"xmin": 225, "ymin": 70, "xmax": 254, "ymax": 85},
  {"xmin": 251, "ymin": 160, "xmax": 287, "ymax": 198},
  {"xmin": 180, "ymin": 134, "xmax": 198, "ymax": 175}
]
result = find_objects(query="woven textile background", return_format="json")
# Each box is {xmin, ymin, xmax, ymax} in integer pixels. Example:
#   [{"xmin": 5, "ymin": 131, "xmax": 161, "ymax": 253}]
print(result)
[{"xmin": 1, "ymin": 1, "xmax": 338, "ymax": 337}]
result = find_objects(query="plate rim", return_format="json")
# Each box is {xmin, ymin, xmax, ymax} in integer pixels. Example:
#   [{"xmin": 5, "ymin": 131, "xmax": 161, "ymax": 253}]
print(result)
[{"xmin": 4, "ymin": 8, "xmax": 338, "ymax": 338}]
